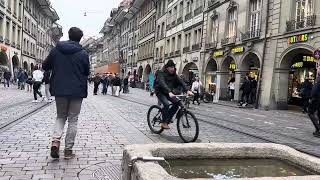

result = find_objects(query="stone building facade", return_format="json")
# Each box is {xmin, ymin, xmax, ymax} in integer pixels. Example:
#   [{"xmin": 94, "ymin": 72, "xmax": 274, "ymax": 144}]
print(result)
[
  {"xmin": 97, "ymin": 0, "xmax": 320, "ymax": 110},
  {"xmin": 0, "ymin": 0, "xmax": 61, "ymax": 77}
]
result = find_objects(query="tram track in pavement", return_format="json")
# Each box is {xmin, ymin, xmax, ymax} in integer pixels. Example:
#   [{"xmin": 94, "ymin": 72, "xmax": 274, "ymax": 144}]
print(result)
[
  {"xmin": 112, "ymin": 95, "xmax": 320, "ymax": 158},
  {"xmin": 0, "ymin": 100, "xmax": 54, "ymax": 132}
]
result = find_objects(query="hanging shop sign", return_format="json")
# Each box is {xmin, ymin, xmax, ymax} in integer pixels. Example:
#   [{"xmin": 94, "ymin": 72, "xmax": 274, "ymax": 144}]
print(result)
[
  {"xmin": 192, "ymin": 57, "xmax": 199, "ymax": 62},
  {"xmin": 213, "ymin": 51, "xmax": 224, "ymax": 57},
  {"xmin": 303, "ymin": 55, "xmax": 317, "ymax": 63},
  {"xmin": 291, "ymin": 62, "xmax": 303, "ymax": 68},
  {"xmin": 231, "ymin": 47, "xmax": 245, "ymax": 54},
  {"xmin": 229, "ymin": 63, "xmax": 236, "ymax": 70},
  {"xmin": 288, "ymin": 34, "xmax": 308, "ymax": 44}
]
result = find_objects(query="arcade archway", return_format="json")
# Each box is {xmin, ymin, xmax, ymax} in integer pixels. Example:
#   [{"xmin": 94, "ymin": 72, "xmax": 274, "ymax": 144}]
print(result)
[
  {"xmin": 220, "ymin": 56, "xmax": 236, "ymax": 100},
  {"xmin": 204, "ymin": 58, "xmax": 218, "ymax": 91},
  {"xmin": 12, "ymin": 55, "xmax": 20, "ymax": 72},
  {"xmin": 23, "ymin": 61, "xmax": 28, "ymax": 71},
  {"xmin": 278, "ymin": 47, "xmax": 316, "ymax": 109},
  {"xmin": 138, "ymin": 66, "xmax": 143, "ymax": 82},
  {"xmin": 144, "ymin": 64, "xmax": 152, "ymax": 82},
  {"xmin": 31, "ymin": 63, "xmax": 34, "ymax": 72},
  {"xmin": 182, "ymin": 62, "xmax": 199, "ymax": 86}
]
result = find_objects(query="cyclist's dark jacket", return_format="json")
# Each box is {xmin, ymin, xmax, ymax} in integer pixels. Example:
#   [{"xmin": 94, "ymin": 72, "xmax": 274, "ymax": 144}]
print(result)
[{"xmin": 155, "ymin": 70, "xmax": 188, "ymax": 95}]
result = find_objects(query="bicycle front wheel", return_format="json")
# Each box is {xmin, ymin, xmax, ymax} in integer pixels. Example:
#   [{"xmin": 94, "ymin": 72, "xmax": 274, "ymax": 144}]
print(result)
[
  {"xmin": 177, "ymin": 110, "xmax": 199, "ymax": 143},
  {"xmin": 147, "ymin": 105, "xmax": 164, "ymax": 134}
]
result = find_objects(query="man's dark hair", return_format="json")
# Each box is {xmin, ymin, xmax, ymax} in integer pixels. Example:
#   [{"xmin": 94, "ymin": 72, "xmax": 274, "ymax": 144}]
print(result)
[
  {"xmin": 68, "ymin": 27, "xmax": 83, "ymax": 42},
  {"xmin": 34, "ymin": 66, "xmax": 38, "ymax": 70}
]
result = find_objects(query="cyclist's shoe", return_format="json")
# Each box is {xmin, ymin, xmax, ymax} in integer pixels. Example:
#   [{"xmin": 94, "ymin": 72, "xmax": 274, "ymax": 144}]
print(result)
[{"xmin": 161, "ymin": 123, "xmax": 170, "ymax": 129}]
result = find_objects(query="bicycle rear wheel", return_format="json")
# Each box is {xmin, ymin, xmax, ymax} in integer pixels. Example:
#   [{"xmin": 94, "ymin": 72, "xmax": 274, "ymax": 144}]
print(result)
[
  {"xmin": 147, "ymin": 105, "xmax": 164, "ymax": 134},
  {"xmin": 177, "ymin": 110, "xmax": 199, "ymax": 143}
]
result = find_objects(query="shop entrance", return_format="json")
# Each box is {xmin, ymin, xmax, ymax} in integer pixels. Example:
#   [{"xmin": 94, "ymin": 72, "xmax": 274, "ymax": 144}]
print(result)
[
  {"xmin": 138, "ymin": 66, "xmax": 143, "ymax": 82},
  {"xmin": 278, "ymin": 47, "xmax": 316, "ymax": 109},
  {"xmin": 220, "ymin": 56, "xmax": 236, "ymax": 100},
  {"xmin": 23, "ymin": 61, "xmax": 28, "ymax": 71},
  {"xmin": 12, "ymin": 55, "xmax": 19, "ymax": 73},
  {"xmin": 182, "ymin": 62, "xmax": 199, "ymax": 86}
]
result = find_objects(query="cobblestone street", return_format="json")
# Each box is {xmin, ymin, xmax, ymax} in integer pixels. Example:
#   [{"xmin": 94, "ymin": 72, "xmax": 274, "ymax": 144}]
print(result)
[{"xmin": 0, "ymin": 86, "xmax": 319, "ymax": 179}]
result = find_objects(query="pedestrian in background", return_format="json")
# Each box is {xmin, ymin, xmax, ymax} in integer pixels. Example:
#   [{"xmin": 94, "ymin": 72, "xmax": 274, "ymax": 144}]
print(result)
[
  {"xmin": 32, "ymin": 66, "xmax": 44, "ymax": 103},
  {"xmin": 300, "ymin": 78, "xmax": 313, "ymax": 113},
  {"xmin": 18, "ymin": 70, "xmax": 28, "ymax": 90},
  {"xmin": 93, "ymin": 74, "xmax": 101, "ymax": 95},
  {"xmin": 3, "ymin": 70, "xmax": 11, "ymax": 88},
  {"xmin": 123, "ymin": 75, "xmax": 129, "ymax": 94},
  {"xmin": 101, "ymin": 74, "xmax": 109, "ymax": 95},
  {"xmin": 43, "ymin": 27, "xmax": 90, "ymax": 159},
  {"xmin": 43, "ymin": 70, "xmax": 52, "ymax": 102},
  {"xmin": 228, "ymin": 77, "xmax": 235, "ymax": 101},
  {"xmin": 26, "ymin": 73, "xmax": 33, "ymax": 93},
  {"xmin": 112, "ymin": 73, "xmax": 121, "ymax": 97},
  {"xmin": 250, "ymin": 77, "xmax": 258, "ymax": 104},
  {"xmin": 191, "ymin": 77, "xmax": 202, "ymax": 105},
  {"xmin": 239, "ymin": 75, "xmax": 252, "ymax": 107}
]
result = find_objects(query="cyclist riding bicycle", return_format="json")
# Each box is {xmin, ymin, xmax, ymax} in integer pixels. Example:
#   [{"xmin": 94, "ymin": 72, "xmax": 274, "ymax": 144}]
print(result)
[{"xmin": 155, "ymin": 60, "xmax": 193, "ymax": 129}]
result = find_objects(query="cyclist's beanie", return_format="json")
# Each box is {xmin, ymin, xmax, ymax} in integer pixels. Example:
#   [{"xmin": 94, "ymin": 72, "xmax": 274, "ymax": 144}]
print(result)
[{"xmin": 165, "ymin": 60, "xmax": 176, "ymax": 68}]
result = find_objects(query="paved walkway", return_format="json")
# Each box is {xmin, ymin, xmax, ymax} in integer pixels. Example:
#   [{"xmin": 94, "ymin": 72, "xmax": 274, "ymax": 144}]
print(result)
[{"xmin": 0, "ymin": 86, "xmax": 266, "ymax": 180}]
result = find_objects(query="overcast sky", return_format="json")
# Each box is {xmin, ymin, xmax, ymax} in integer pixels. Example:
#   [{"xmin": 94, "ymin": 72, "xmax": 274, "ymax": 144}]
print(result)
[{"xmin": 51, "ymin": 0, "xmax": 123, "ymax": 40}]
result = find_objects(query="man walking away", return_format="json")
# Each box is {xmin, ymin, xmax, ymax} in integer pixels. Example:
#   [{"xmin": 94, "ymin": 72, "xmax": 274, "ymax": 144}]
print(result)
[
  {"xmin": 101, "ymin": 74, "xmax": 109, "ymax": 95},
  {"xmin": 43, "ymin": 27, "xmax": 90, "ymax": 159},
  {"xmin": 123, "ymin": 75, "xmax": 129, "ymax": 94},
  {"xmin": 191, "ymin": 77, "xmax": 202, "ymax": 105},
  {"xmin": 43, "ymin": 70, "xmax": 52, "ymax": 102},
  {"xmin": 301, "ymin": 78, "xmax": 313, "ymax": 113},
  {"xmin": 32, "ymin": 66, "xmax": 44, "ymax": 102},
  {"xmin": 3, "ymin": 70, "xmax": 11, "ymax": 88},
  {"xmin": 93, "ymin": 74, "xmax": 101, "ymax": 95},
  {"xmin": 239, "ymin": 75, "xmax": 252, "ymax": 107},
  {"xmin": 113, "ymin": 74, "xmax": 121, "ymax": 97}
]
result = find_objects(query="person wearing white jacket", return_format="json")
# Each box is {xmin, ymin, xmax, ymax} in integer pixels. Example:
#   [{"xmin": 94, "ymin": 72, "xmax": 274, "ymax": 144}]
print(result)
[
  {"xmin": 32, "ymin": 66, "xmax": 44, "ymax": 102},
  {"xmin": 191, "ymin": 77, "xmax": 202, "ymax": 105}
]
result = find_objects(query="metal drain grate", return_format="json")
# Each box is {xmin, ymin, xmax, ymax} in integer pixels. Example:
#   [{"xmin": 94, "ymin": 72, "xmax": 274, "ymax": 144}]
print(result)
[{"xmin": 93, "ymin": 165, "xmax": 121, "ymax": 180}]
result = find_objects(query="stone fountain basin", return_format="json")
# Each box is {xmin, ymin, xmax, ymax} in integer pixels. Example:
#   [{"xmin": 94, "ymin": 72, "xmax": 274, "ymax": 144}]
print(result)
[{"xmin": 121, "ymin": 143, "xmax": 320, "ymax": 180}]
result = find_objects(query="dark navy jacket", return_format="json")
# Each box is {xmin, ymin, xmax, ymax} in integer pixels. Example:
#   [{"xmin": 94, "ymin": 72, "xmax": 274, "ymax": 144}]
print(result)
[{"xmin": 42, "ymin": 40, "xmax": 90, "ymax": 98}]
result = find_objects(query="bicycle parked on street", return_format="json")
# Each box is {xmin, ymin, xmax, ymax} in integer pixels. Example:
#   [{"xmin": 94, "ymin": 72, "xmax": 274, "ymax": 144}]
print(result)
[{"xmin": 147, "ymin": 95, "xmax": 199, "ymax": 143}]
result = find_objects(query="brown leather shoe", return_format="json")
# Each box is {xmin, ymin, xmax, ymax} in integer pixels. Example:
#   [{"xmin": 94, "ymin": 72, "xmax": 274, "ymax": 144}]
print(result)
[
  {"xmin": 161, "ymin": 123, "xmax": 170, "ymax": 129},
  {"xmin": 64, "ymin": 150, "xmax": 75, "ymax": 159},
  {"xmin": 50, "ymin": 141, "xmax": 60, "ymax": 159}
]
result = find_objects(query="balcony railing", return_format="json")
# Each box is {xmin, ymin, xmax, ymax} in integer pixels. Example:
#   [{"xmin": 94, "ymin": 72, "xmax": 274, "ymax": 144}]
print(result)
[
  {"xmin": 4, "ymin": 38, "xmax": 10, "ymax": 45},
  {"xmin": 221, "ymin": 36, "xmax": 236, "ymax": 45},
  {"xmin": 7, "ymin": 7, "xmax": 12, "ymax": 13},
  {"xmin": 286, "ymin": 15, "xmax": 316, "ymax": 32},
  {"xmin": 18, "ymin": 17, "xmax": 22, "ymax": 22},
  {"xmin": 241, "ymin": 29, "xmax": 261, "ymax": 41},
  {"xmin": 13, "ymin": 12, "xmax": 17, "ymax": 18},
  {"xmin": 177, "ymin": 17, "xmax": 183, "ymax": 25},
  {"xmin": 26, "ymin": 52, "xmax": 29, "ymax": 55},
  {"xmin": 0, "ymin": 35, "xmax": 3, "ymax": 42},
  {"xmin": 11, "ymin": 42, "xmax": 16, "ymax": 48},
  {"xmin": 185, "ymin": 12, "xmax": 192, "ymax": 21},
  {"xmin": 169, "ymin": 52, "xmax": 174, "ymax": 57},
  {"xmin": 194, "ymin": 6, "xmax": 203, "ymax": 16},
  {"xmin": 208, "ymin": 0, "xmax": 219, "ymax": 8},
  {"xmin": 183, "ymin": 46, "xmax": 190, "ymax": 53},
  {"xmin": 205, "ymin": 42, "xmax": 217, "ymax": 49},
  {"xmin": 192, "ymin": 43, "xmax": 201, "ymax": 51},
  {"xmin": 175, "ymin": 50, "xmax": 181, "ymax": 56},
  {"xmin": 0, "ymin": 0, "xmax": 5, "ymax": 7}
]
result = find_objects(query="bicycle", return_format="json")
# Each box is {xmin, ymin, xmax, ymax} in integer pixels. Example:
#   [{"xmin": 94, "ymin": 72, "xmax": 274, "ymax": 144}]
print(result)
[{"xmin": 147, "ymin": 95, "xmax": 199, "ymax": 143}]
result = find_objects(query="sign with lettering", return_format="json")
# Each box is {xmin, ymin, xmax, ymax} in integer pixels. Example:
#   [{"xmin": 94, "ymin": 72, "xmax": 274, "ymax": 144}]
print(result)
[
  {"xmin": 291, "ymin": 62, "xmax": 303, "ymax": 68},
  {"xmin": 288, "ymin": 34, "xmax": 308, "ymax": 44},
  {"xmin": 303, "ymin": 56, "xmax": 317, "ymax": 63},
  {"xmin": 229, "ymin": 63, "xmax": 236, "ymax": 70},
  {"xmin": 231, "ymin": 47, "xmax": 244, "ymax": 54},
  {"xmin": 192, "ymin": 57, "xmax": 198, "ymax": 62},
  {"xmin": 213, "ymin": 51, "xmax": 224, "ymax": 57}
]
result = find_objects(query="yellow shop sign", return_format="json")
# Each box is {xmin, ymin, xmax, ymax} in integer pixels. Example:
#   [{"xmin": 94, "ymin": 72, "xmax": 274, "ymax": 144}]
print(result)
[
  {"xmin": 232, "ymin": 47, "xmax": 244, "ymax": 54},
  {"xmin": 213, "ymin": 51, "xmax": 224, "ymax": 57}
]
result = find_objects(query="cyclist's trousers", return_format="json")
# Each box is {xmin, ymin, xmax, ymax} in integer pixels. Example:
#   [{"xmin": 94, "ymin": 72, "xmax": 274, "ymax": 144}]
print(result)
[
  {"xmin": 157, "ymin": 93, "xmax": 180, "ymax": 123},
  {"xmin": 308, "ymin": 99, "xmax": 320, "ymax": 132}
]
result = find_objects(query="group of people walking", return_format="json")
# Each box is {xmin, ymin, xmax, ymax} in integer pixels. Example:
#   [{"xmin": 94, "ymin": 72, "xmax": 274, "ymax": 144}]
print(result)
[{"xmin": 91, "ymin": 73, "xmax": 129, "ymax": 97}]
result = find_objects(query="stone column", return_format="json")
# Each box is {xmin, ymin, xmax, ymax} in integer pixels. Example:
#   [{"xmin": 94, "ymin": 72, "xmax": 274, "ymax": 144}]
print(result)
[
  {"xmin": 273, "ymin": 68, "xmax": 290, "ymax": 109},
  {"xmin": 216, "ymin": 71, "xmax": 229, "ymax": 101}
]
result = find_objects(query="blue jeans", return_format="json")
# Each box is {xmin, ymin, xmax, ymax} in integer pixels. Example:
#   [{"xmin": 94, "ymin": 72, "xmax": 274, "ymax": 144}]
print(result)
[{"xmin": 156, "ymin": 93, "xmax": 180, "ymax": 123}]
